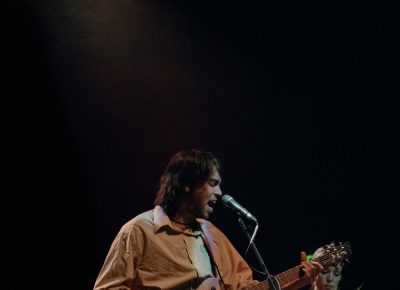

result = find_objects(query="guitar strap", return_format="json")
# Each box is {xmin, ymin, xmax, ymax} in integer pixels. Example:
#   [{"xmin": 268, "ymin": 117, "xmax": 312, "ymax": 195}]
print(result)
[{"xmin": 200, "ymin": 231, "xmax": 226, "ymax": 289}]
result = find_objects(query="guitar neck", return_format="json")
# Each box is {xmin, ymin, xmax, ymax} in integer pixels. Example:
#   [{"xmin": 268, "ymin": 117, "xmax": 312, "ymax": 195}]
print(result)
[
  {"xmin": 250, "ymin": 265, "xmax": 303, "ymax": 290},
  {"xmin": 274, "ymin": 265, "xmax": 303, "ymax": 287}
]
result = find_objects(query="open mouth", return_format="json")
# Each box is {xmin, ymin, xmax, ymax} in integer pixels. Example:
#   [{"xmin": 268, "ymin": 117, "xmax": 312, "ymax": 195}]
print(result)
[{"xmin": 207, "ymin": 200, "xmax": 217, "ymax": 208}]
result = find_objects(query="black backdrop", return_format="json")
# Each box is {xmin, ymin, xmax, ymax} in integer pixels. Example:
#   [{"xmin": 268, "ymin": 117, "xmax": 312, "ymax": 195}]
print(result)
[{"xmin": 7, "ymin": 1, "xmax": 390, "ymax": 289}]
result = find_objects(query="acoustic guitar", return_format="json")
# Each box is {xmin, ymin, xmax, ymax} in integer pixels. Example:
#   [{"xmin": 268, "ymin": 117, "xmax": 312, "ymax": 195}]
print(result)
[{"xmin": 197, "ymin": 241, "xmax": 351, "ymax": 290}]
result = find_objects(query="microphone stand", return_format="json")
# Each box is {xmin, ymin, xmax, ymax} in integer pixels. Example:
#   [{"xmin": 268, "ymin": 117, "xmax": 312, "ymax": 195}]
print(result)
[{"xmin": 238, "ymin": 217, "xmax": 280, "ymax": 290}]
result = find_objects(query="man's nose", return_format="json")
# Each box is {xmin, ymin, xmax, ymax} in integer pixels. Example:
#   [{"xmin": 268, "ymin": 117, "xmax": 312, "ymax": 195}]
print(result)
[{"xmin": 214, "ymin": 186, "xmax": 222, "ymax": 196}]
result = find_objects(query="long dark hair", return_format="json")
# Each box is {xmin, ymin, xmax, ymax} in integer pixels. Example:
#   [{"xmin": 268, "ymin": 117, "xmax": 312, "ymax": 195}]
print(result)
[{"xmin": 154, "ymin": 149, "xmax": 221, "ymax": 217}]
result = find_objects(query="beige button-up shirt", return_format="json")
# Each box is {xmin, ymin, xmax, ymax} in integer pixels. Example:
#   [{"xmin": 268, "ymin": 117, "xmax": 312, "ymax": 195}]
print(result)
[{"xmin": 94, "ymin": 206, "xmax": 258, "ymax": 290}]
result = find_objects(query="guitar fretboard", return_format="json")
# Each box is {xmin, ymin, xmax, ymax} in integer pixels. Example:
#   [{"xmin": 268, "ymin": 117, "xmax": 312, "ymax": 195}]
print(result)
[
  {"xmin": 249, "ymin": 265, "xmax": 303, "ymax": 290},
  {"xmin": 275, "ymin": 265, "xmax": 302, "ymax": 287}
]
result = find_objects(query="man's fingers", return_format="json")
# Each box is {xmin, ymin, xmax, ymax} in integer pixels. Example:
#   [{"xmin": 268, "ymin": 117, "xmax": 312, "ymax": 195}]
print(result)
[
  {"xmin": 299, "ymin": 252, "xmax": 323, "ymax": 284},
  {"xmin": 300, "ymin": 261, "xmax": 323, "ymax": 283},
  {"xmin": 311, "ymin": 261, "xmax": 324, "ymax": 271},
  {"xmin": 300, "ymin": 251, "xmax": 307, "ymax": 262}
]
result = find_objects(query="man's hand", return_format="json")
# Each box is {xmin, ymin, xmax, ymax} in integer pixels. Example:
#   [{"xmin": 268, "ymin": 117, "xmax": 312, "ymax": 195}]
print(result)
[
  {"xmin": 281, "ymin": 251, "xmax": 324, "ymax": 290},
  {"xmin": 299, "ymin": 251, "xmax": 323, "ymax": 283}
]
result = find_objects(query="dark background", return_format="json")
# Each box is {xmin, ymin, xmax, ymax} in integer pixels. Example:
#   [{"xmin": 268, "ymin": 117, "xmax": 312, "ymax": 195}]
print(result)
[{"xmin": 7, "ymin": 1, "xmax": 391, "ymax": 289}]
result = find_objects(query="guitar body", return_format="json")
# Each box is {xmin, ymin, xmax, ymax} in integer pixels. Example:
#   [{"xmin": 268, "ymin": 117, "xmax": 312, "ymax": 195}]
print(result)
[{"xmin": 197, "ymin": 277, "xmax": 223, "ymax": 290}]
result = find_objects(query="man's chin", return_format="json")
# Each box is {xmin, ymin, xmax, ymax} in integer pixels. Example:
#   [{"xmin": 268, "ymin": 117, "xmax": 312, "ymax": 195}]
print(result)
[
  {"xmin": 202, "ymin": 212, "xmax": 212, "ymax": 219},
  {"xmin": 204, "ymin": 206, "xmax": 214, "ymax": 218},
  {"xmin": 195, "ymin": 211, "xmax": 209, "ymax": 220}
]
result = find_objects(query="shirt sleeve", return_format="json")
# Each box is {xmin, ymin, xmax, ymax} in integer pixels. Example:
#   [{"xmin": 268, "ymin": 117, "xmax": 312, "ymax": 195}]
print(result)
[
  {"xmin": 203, "ymin": 222, "xmax": 260, "ymax": 290},
  {"xmin": 218, "ymin": 233, "xmax": 259, "ymax": 290},
  {"xmin": 94, "ymin": 224, "xmax": 141, "ymax": 290}
]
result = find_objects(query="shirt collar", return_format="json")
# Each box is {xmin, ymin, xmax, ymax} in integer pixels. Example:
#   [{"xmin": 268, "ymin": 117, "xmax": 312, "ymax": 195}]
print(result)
[
  {"xmin": 154, "ymin": 205, "xmax": 171, "ymax": 232},
  {"xmin": 153, "ymin": 205, "xmax": 202, "ymax": 235}
]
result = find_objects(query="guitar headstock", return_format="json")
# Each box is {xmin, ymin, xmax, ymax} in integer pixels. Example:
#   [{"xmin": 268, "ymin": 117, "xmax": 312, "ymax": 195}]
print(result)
[{"xmin": 314, "ymin": 241, "xmax": 352, "ymax": 268}]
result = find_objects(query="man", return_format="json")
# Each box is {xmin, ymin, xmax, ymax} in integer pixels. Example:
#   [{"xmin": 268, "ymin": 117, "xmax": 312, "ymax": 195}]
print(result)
[{"xmin": 94, "ymin": 149, "xmax": 322, "ymax": 290}]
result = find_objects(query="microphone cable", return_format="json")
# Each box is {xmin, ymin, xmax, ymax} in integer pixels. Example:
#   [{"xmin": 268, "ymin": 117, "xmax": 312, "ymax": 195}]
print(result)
[{"xmin": 239, "ymin": 219, "xmax": 267, "ymax": 276}]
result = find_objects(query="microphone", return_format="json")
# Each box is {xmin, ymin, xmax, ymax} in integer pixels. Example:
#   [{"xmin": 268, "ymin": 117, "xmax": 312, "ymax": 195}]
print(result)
[{"xmin": 221, "ymin": 194, "xmax": 258, "ymax": 223}]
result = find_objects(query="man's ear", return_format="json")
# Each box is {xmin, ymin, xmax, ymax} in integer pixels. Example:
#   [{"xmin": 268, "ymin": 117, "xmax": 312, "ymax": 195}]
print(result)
[{"xmin": 184, "ymin": 186, "xmax": 190, "ymax": 192}]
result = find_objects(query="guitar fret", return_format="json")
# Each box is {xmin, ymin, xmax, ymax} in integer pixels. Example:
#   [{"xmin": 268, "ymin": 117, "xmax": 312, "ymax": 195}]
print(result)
[
  {"xmin": 282, "ymin": 270, "xmax": 289, "ymax": 284},
  {"xmin": 290, "ymin": 266, "xmax": 301, "ymax": 279}
]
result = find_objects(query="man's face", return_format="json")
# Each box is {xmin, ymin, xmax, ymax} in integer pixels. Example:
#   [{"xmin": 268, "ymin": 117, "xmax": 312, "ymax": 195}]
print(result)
[
  {"xmin": 315, "ymin": 266, "xmax": 342, "ymax": 290},
  {"xmin": 188, "ymin": 170, "xmax": 222, "ymax": 219}
]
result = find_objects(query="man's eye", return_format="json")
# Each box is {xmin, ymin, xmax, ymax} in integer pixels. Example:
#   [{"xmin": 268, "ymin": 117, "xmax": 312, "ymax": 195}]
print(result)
[{"xmin": 208, "ymin": 179, "xmax": 220, "ymax": 186}]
